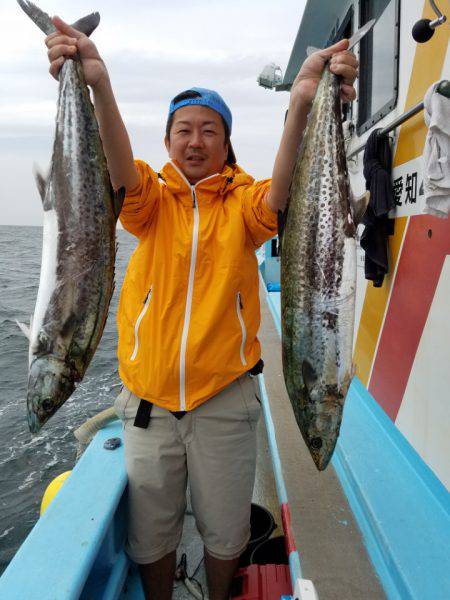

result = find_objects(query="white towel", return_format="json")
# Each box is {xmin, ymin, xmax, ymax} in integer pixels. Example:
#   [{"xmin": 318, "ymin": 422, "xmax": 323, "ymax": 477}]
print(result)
[{"xmin": 423, "ymin": 80, "xmax": 450, "ymax": 218}]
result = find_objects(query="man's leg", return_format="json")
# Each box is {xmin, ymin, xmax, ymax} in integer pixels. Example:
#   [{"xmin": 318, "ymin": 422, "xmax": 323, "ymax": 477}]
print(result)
[
  {"xmin": 138, "ymin": 550, "xmax": 177, "ymax": 600},
  {"xmin": 187, "ymin": 375, "xmax": 262, "ymax": 600},
  {"xmin": 204, "ymin": 547, "xmax": 240, "ymax": 600},
  {"xmin": 115, "ymin": 390, "xmax": 187, "ymax": 600}
]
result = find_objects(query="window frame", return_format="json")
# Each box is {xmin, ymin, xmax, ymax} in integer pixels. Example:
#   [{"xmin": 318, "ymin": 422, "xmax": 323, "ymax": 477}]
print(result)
[
  {"xmin": 357, "ymin": 0, "xmax": 401, "ymax": 135},
  {"xmin": 328, "ymin": 4, "xmax": 354, "ymax": 47}
]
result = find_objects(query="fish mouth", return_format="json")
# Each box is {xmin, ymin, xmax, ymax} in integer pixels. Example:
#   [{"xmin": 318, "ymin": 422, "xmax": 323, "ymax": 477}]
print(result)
[
  {"xmin": 311, "ymin": 447, "xmax": 333, "ymax": 471},
  {"xmin": 27, "ymin": 357, "xmax": 76, "ymax": 433}
]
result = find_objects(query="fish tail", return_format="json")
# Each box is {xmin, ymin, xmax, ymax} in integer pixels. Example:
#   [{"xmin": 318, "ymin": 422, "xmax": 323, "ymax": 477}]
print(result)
[
  {"xmin": 71, "ymin": 13, "xmax": 101, "ymax": 38},
  {"xmin": 17, "ymin": 0, "xmax": 56, "ymax": 35},
  {"xmin": 17, "ymin": 1, "xmax": 100, "ymax": 38}
]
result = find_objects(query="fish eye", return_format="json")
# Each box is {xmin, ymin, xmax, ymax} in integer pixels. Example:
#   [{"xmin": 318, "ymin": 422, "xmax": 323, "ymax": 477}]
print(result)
[
  {"xmin": 42, "ymin": 399, "xmax": 53, "ymax": 412},
  {"xmin": 311, "ymin": 437, "xmax": 323, "ymax": 449}
]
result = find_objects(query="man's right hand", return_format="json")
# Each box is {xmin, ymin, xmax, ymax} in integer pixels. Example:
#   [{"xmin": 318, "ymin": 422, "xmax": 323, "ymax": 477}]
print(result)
[{"xmin": 45, "ymin": 15, "xmax": 108, "ymax": 89}]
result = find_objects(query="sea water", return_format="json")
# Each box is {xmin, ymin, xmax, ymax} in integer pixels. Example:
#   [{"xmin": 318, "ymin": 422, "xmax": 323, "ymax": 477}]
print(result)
[{"xmin": 0, "ymin": 225, "xmax": 137, "ymax": 574}]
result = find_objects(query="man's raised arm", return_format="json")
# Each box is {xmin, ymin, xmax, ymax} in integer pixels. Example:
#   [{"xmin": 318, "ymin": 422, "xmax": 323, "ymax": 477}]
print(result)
[
  {"xmin": 46, "ymin": 15, "xmax": 139, "ymax": 192},
  {"xmin": 266, "ymin": 39, "xmax": 358, "ymax": 214}
]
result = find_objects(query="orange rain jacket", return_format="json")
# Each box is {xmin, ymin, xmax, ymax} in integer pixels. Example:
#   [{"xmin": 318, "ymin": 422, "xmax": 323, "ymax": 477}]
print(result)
[{"xmin": 117, "ymin": 159, "xmax": 277, "ymax": 412}]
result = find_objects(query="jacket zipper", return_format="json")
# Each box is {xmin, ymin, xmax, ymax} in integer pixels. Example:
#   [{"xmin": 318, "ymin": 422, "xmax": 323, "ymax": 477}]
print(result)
[
  {"xmin": 130, "ymin": 287, "xmax": 152, "ymax": 361},
  {"xmin": 179, "ymin": 187, "xmax": 199, "ymax": 410},
  {"xmin": 169, "ymin": 161, "xmax": 219, "ymax": 411},
  {"xmin": 236, "ymin": 292, "xmax": 247, "ymax": 366}
]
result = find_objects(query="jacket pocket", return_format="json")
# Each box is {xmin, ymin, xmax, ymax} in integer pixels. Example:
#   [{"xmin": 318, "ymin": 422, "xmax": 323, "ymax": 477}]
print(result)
[
  {"xmin": 236, "ymin": 292, "xmax": 247, "ymax": 366},
  {"xmin": 130, "ymin": 287, "xmax": 152, "ymax": 361}
]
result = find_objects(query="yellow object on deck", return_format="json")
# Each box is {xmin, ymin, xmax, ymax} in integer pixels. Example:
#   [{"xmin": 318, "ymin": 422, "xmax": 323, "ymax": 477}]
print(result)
[{"xmin": 40, "ymin": 471, "xmax": 72, "ymax": 516}]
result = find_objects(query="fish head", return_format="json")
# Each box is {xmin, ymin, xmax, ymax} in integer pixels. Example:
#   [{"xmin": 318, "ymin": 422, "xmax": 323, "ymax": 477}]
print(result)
[
  {"xmin": 298, "ymin": 361, "xmax": 344, "ymax": 470},
  {"xmin": 27, "ymin": 356, "xmax": 76, "ymax": 433},
  {"xmin": 301, "ymin": 385, "xmax": 344, "ymax": 471}
]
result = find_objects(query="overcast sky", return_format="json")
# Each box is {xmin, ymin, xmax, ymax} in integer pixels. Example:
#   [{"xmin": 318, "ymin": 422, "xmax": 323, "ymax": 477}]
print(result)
[{"xmin": 0, "ymin": 0, "xmax": 306, "ymax": 226}]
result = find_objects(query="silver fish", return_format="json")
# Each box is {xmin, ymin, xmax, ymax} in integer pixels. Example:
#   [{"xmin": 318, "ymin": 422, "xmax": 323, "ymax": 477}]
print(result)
[
  {"xmin": 280, "ymin": 65, "xmax": 356, "ymax": 471},
  {"xmin": 17, "ymin": 1, "xmax": 124, "ymax": 433}
]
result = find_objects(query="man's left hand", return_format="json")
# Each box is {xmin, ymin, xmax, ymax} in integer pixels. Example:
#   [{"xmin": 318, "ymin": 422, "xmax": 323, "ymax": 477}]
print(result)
[{"xmin": 290, "ymin": 39, "xmax": 358, "ymax": 109}]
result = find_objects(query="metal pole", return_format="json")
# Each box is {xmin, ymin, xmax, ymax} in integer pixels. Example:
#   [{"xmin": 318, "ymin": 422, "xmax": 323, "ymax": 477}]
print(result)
[
  {"xmin": 429, "ymin": 0, "xmax": 447, "ymax": 28},
  {"xmin": 346, "ymin": 101, "xmax": 424, "ymax": 160}
]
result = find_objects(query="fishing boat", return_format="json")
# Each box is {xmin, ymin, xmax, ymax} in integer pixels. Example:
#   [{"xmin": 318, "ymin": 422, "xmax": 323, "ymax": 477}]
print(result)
[{"xmin": 1, "ymin": 0, "xmax": 449, "ymax": 598}]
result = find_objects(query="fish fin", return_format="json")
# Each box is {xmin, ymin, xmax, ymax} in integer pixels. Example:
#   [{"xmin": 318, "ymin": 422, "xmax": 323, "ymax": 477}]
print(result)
[
  {"xmin": 306, "ymin": 45, "xmax": 320, "ymax": 56},
  {"xmin": 302, "ymin": 359, "xmax": 318, "ymax": 392},
  {"xmin": 113, "ymin": 187, "xmax": 126, "ymax": 221},
  {"xmin": 71, "ymin": 13, "xmax": 100, "ymax": 37},
  {"xmin": 350, "ymin": 190, "xmax": 370, "ymax": 226},
  {"xmin": 17, "ymin": 0, "xmax": 56, "ymax": 35},
  {"xmin": 16, "ymin": 319, "xmax": 30, "ymax": 339},
  {"xmin": 33, "ymin": 164, "xmax": 48, "ymax": 203}
]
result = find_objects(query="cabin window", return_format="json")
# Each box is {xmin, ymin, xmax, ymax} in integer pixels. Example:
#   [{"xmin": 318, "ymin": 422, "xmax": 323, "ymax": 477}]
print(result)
[{"xmin": 358, "ymin": 0, "xmax": 400, "ymax": 134}]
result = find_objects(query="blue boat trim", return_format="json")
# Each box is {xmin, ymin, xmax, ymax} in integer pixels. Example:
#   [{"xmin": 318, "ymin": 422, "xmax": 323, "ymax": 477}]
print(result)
[
  {"xmin": 266, "ymin": 291, "xmax": 281, "ymax": 337},
  {"xmin": 0, "ymin": 422, "xmax": 127, "ymax": 600},
  {"xmin": 267, "ymin": 282, "xmax": 281, "ymax": 292},
  {"xmin": 262, "ymin": 275, "xmax": 450, "ymax": 600},
  {"xmin": 333, "ymin": 378, "xmax": 450, "ymax": 600},
  {"xmin": 288, "ymin": 551, "xmax": 302, "ymax": 592},
  {"xmin": 257, "ymin": 373, "xmax": 302, "ymax": 585},
  {"xmin": 257, "ymin": 375, "xmax": 288, "ymax": 507},
  {"xmin": 100, "ymin": 550, "xmax": 130, "ymax": 600}
]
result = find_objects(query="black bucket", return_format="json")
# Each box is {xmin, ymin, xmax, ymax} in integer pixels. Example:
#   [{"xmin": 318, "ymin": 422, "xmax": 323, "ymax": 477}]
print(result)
[
  {"xmin": 250, "ymin": 535, "xmax": 289, "ymax": 565},
  {"xmin": 239, "ymin": 504, "xmax": 276, "ymax": 567}
]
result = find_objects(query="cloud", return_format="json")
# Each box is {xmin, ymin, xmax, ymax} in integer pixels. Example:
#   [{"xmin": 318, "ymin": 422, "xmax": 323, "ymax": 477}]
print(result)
[{"xmin": 0, "ymin": 0, "xmax": 306, "ymax": 225}]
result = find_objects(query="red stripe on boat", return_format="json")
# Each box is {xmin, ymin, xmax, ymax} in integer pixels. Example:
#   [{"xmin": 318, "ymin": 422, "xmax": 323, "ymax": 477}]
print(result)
[
  {"xmin": 369, "ymin": 214, "xmax": 450, "ymax": 420},
  {"xmin": 281, "ymin": 503, "xmax": 296, "ymax": 554}
]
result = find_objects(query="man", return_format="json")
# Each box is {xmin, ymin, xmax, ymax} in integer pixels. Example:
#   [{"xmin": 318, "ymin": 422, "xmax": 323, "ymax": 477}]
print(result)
[{"xmin": 45, "ymin": 16, "xmax": 357, "ymax": 600}]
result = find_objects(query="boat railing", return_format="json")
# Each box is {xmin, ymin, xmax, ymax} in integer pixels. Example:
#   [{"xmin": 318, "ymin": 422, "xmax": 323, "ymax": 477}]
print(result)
[{"xmin": 346, "ymin": 79, "xmax": 450, "ymax": 160}]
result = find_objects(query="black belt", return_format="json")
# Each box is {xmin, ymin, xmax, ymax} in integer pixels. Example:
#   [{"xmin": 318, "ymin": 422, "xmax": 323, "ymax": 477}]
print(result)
[{"xmin": 133, "ymin": 358, "xmax": 264, "ymax": 429}]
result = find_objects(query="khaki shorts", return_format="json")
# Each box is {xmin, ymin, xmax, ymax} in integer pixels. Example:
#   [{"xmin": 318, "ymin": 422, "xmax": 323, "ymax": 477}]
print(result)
[{"xmin": 114, "ymin": 373, "xmax": 261, "ymax": 564}]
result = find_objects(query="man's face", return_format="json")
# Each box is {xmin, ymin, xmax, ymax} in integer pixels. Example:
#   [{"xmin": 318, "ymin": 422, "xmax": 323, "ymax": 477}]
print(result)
[{"xmin": 165, "ymin": 105, "xmax": 229, "ymax": 184}]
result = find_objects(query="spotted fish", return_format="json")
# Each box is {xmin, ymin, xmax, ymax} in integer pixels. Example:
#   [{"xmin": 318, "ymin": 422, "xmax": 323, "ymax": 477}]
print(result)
[
  {"xmin": 17, "ymin": 1, "xmax": 125, "ymax": 433},
  {"xmin": 279, "ymin": 63, "xmax": 357, "ymax": 471}
]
